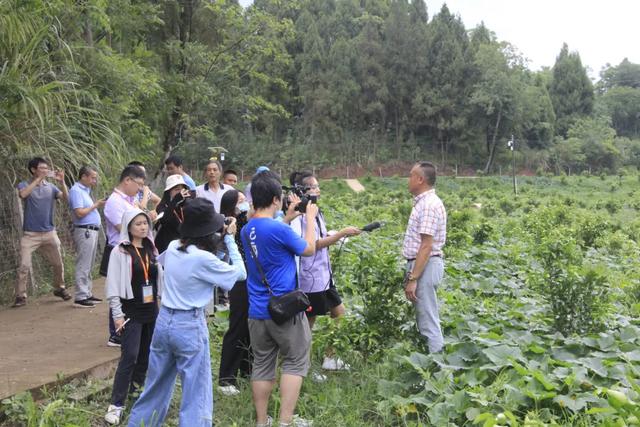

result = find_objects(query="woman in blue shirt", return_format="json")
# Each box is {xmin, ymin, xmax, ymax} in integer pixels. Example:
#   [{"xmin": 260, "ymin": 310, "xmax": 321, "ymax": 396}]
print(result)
[{"xmin": 127, "ymin": 198, "xmax": 246, "ymax": 427}]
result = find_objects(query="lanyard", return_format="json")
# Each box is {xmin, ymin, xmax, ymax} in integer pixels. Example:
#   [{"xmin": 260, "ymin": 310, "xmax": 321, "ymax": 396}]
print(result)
[
  {"xmin": 173, "ymin": 207, "xmax": 184, "ymax": 223},
  {"xmin": 132, "ymin": 246, "xmax": 150, "ymax": 284}
]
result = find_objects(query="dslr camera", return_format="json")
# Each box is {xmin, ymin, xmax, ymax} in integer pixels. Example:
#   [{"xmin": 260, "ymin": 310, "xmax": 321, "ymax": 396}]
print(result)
[{"xmin": 282, "ymin": 184, "xmax": 317, "ymax": 214}]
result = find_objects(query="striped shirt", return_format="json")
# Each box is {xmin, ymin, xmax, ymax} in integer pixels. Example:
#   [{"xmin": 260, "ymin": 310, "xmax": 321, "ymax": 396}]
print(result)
[{"xmin": 402, "ymin": 189, "xmax": 447, "ymax": 259}]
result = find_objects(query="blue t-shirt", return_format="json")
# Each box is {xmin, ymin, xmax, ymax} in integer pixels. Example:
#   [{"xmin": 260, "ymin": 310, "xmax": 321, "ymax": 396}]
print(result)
[
  {"xmin": 17, "ymin": 180, "xmax": 61, "ymax": 232},
  {"xmin": 68, "ymin": 182, "xmax": 101, "ymax": 226},
  {"xmin": 242, "ymin": 217, "xmax": 308, "ymax": 319}
]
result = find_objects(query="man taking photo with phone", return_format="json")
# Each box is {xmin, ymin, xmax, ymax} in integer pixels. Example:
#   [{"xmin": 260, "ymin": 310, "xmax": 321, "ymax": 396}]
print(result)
[{"xmin": 12, "ymin": 157, "xmax": 70, "ymax": 307}]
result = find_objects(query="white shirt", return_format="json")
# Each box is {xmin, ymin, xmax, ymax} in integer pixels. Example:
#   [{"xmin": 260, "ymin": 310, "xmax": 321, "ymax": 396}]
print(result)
[{"xmin": 195, "ymin": 182, "xmax": 229, "ymax": 213}]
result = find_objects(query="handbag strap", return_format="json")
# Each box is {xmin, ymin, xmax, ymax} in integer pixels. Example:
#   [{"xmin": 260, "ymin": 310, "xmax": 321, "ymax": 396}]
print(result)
[{"xmin": 242, "ymin": 232, "xmax": 273, "ymax": 295}]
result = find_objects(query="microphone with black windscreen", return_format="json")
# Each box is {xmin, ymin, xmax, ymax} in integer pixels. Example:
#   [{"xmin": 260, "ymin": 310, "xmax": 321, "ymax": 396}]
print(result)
[{"xmin": 360, "ymin": 221, "xmax": 382, "ymax": 232}]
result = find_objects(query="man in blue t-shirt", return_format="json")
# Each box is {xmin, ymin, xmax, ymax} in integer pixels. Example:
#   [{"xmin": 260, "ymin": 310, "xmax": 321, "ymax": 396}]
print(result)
[
  {"xmin": 13, "ymin": 157, "xmax": 70, "ymax": 307},
  {"xmin": 241, "ymin": 171, "xmax": 318, "ymax": 427}
]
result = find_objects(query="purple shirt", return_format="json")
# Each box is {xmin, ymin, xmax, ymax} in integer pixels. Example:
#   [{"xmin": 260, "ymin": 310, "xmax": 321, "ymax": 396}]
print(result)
[
  {"xmin": 104, "ymin": 189, "xmax": 135, "ymax": 245},
  {"xmin": 291, "ymin": 213, "xmax": 332, "ymax": 293}
]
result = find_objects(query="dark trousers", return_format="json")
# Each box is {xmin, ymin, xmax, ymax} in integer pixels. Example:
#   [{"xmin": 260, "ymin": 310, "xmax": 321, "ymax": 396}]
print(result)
[
  {"xmin": 111, "ymin": 320, "xmax": 155, "ymax": 406},
  {"xmin": 218, "ymin": 280, "xmax": 252, "ymax": 386}
]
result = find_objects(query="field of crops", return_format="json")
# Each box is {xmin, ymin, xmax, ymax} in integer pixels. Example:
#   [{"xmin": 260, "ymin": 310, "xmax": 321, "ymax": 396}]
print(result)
[{"xmin": 3, "ymin": 175, "xmax": 640, "ymax": 426}]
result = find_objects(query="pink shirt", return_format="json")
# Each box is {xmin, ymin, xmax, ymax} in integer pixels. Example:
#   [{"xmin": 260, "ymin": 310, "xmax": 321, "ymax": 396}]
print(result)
[
  {"xmin": 402, "ymin": 189, "xmax": 447, "ymax": 259},
  {"xmin": 104, "ymin": 189, "xmax": 136, "ymax": 245}
]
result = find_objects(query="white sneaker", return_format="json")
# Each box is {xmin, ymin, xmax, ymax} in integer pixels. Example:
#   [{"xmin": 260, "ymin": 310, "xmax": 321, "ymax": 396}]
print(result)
[
  {"xmin": 104, "ymin": 405, "xmax": 124, "ymax": 425},
  {"xmin": 257, "ymin": 415, "xmax": 273, "ymax": 427},
  {"xmin": 219, "ymin": 384, "xmax": 240, "ymax": 396},
  {"xmin": 321, "ymin": 356, "xmax": 350, "ymax": 371},
  {"xmin": 311, "ymin": 371, "xmax": 327, "ymax": 383},
  {"xmin": 293, "ymin": 415, "xmax": 314, "ymax": 427}
]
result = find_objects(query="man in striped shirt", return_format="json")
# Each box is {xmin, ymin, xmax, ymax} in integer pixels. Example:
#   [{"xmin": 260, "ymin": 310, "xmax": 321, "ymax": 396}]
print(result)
[{"xmin": 402, "ymin": 161, "xmax": 447, "ymax": 353}]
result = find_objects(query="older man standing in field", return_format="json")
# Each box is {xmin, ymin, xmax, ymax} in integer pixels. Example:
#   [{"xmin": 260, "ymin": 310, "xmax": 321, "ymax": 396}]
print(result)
[{"xmin": 402, "ymin": 161, "xmax": 447, "ymax": 353}]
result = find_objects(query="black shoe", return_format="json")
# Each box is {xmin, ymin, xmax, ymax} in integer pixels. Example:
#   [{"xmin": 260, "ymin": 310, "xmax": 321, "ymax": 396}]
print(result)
[
  {"xmin": 11, "ymin": 296, "xmax": 27, "ymax": 307},
  {"xmin": 87, "ymin": 296, "xmax": 102, "ymax": 303},
  {"xmin": 107, "ymin": 336, "xmax": 121, "ymax": 348},
  {"xmin": 53, "ymin": 288, "xmax": 72, "ymax": 301},
  {"xmin": 74, "ymin": 299, "xmax": 96, "ymax": 308}
]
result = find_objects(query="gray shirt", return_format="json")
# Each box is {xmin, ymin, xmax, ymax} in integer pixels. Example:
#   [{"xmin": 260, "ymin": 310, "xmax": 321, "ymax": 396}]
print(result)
[{"xmin": 17, "ymin": 180, "xmax": 61, "ymax": 232}]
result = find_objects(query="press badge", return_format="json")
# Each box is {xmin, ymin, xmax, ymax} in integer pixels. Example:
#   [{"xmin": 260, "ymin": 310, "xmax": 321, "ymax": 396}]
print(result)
[{"xmin": 142, "ymin": 283, "xmax": 153, "ymax": 304}]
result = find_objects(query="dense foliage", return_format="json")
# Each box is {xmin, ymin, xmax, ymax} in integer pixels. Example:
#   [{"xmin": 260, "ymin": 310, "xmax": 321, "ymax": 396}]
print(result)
[{"xmin": 1, "ymin": 0, "xmax": 639, "ymax": 178}]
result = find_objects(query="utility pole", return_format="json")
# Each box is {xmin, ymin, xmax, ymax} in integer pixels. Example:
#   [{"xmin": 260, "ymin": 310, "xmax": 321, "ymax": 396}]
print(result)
[{"xmin": 507, "ymin": 135, "xmax": 517, "ymax": 196}]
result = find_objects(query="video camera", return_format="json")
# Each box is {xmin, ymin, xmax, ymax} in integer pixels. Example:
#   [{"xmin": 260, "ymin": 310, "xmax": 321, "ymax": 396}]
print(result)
[{"xmin": 282, "ymin": 184, "xmax": 317, "ymax": 214}]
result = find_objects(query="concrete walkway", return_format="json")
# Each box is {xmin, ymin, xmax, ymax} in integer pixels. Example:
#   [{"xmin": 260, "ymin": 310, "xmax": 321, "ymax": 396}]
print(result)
[
  {"xmin": 0, "ymin": 278, "xmax": 119, "ymax": 400},
  {"xmin": 345, "ymin": 179, "xmax": 365, "ymax": 192}
]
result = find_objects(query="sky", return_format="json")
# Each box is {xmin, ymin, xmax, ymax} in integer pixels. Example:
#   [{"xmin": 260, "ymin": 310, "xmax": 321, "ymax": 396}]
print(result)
[{"xmin": 238, "ymin": 0, "xmax": 639, "ymax": 80}]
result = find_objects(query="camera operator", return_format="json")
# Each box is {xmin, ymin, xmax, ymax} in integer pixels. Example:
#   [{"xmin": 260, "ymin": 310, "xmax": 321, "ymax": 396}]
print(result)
[
  {"xmin": 242, "ymin": 171, "xmax": 317, "ymax": 427},
  {"xmin": 153, "ymin": 174, "xmax": 192, "ymax": 253},
  {"xmin": 289, "ymin": 171, "xmax": 361, "ymax": 374}
]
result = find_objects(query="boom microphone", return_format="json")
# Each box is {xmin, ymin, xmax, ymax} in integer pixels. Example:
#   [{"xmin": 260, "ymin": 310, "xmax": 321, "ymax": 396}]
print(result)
[{"xmin": 361, "ymin": 221, "xmax": 382, "ymax": 232}]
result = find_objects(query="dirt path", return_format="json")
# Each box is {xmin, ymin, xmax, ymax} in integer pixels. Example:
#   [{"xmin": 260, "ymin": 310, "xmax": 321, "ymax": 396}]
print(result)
[
  {"xmin": 0, "ymin": 278, "xmax": 119, "ymax": 400},
  {"xmin": 345, "ymin": 179, "xmax": 365, "ymax": 192}
]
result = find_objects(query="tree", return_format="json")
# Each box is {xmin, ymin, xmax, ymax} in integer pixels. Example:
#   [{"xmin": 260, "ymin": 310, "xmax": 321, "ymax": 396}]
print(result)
[
  {"xmin": 549, "ymin": 43, "xmax": 594, "ymax": 137},
  {"xmin": 413, "ymin": 4, "xmax": 473, "ymax": 166}
]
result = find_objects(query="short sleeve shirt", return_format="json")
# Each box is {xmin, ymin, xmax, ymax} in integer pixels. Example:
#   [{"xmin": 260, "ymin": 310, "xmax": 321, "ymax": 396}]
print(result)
[
  {"xmin": 68, "ymin": 182, "xmax": 101, "ymax": 226},
  {"xmin": 402, "ymin": 189, "xmax": 447, "ymax": 259},
  {"xmin": 292, "ymin": 213, "xmax": 332, "ymax": 293},
  {"xmin": 195, "ymin": 182, "xmax": 229, "ymax": 213},
  {"xmin": 17, "ymin": 180, "xmax": 60, "ymax": 232},
  {"xmin": 104, "ymin": 189, "xmax": 136, "ymax": 245},
  {"xmin": 241, "ymin": 217, "xmax": 308, "ymax": 319}
]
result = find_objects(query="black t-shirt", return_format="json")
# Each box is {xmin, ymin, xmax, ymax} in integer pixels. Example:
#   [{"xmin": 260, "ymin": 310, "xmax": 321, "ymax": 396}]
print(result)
[{"xmin": 121, "ymin": 243, "xmax": 159, "ymax": 324}]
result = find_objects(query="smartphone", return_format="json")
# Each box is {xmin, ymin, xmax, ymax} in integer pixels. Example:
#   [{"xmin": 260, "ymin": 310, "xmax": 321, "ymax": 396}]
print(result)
[{"xmin": 46, "ymin": 171, "xmax": 56, "ymax": 178}]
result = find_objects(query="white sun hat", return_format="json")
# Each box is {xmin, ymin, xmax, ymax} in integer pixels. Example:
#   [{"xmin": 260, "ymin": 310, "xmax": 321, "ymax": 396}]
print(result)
[{"xmin": 164, "ymin": 174, "xmax": 188, "ymax": 192}]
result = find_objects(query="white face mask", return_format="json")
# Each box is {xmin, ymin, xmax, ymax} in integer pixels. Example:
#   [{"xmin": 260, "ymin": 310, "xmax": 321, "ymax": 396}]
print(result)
[{"xmin": 237, "ymin": 201, "xmax": 250, "ymax": 213}]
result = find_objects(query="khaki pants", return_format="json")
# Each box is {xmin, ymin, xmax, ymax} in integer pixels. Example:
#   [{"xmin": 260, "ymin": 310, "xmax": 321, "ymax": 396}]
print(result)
[{"xmin": 15, "ymin": 230, "xmax": 65, "ymax": 297}]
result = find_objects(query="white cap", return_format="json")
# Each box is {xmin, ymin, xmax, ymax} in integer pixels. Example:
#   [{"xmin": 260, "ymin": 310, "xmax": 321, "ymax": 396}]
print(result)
[{"xmin": 164, "ymin": 174, "xmax": 188, "ymax": 192}]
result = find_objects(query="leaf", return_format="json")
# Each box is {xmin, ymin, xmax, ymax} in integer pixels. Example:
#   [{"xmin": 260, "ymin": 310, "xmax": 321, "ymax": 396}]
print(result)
[
  {"xmin": 580, "ymin": 357, "xmax": 608, "ymax": 377},
  {"xmin": 402, "ymin": 352, "xmax": 432, "ymax": 371},
  {"xmin": 482, "ymin": 345, "xmax": 524, "ymax": 367},
  {"xmin": 532, "ymin": 370, "xmax": 558, "ymax": 391},
  {"xmin": 527, "ymin": 343, "xmax": 547, "ymax": 354},
  {"xmin": 622, "ymin": 350, "xmax": 640, "ymax": 362},
  {"xmin": 554, "ymin": 394, "xmax": 588, "ymax": 412}
]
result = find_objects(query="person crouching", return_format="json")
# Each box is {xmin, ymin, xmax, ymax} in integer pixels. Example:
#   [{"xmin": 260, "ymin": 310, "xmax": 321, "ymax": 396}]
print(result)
[{"xmin": 104, "ymin": 209, "xmax": 162, "ymax": 425}]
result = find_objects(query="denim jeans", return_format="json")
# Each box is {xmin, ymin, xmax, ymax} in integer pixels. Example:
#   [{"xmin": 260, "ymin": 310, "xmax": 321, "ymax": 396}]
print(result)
[
  {"xmin": 127, "ymin": 306, "xmax": 213, "ymax": 427},
  {"xmin": 408, "ymin": 257, "xmax": 445, "ymax": 353}
]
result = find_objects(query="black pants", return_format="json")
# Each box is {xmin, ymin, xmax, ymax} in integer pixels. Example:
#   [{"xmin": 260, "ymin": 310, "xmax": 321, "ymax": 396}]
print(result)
[
  {"xmin": 111, "ymin": 320, "xmax": 155, "ymax": 406},
  {"xmin": 218, "ymin": 280, "xmax": 252, "ymax": 386}
]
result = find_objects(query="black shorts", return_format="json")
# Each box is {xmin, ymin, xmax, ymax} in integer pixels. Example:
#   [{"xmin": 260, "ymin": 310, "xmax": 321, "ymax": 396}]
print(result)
[{"xmin": 305, "ymin": 283, "xmax": 342, "ymax": 317}]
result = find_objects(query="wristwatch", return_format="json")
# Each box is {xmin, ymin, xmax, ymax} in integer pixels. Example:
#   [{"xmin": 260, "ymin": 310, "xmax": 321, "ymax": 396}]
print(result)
[{"xmin": 407, "ymin": 273, "xmax": 418, "ymax": 282}]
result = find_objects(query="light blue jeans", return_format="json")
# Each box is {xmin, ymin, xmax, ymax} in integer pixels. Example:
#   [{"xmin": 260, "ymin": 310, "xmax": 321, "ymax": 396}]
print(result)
[
  {"xmin": 408, "ymin": 257, "xmax": 445, "ymax": 353},
  {"xmin": 127, "ymin": 306, "xmax": 212, "ymax": 427}
]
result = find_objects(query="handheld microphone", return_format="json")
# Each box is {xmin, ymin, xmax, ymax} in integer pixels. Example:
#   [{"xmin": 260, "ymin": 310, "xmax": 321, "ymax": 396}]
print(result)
[{"xmin": 361, "ymin": 221, "xmax": 382, "ymax": 232}]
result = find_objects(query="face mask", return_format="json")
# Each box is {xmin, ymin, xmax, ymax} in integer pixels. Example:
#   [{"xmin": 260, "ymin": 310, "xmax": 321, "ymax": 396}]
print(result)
[{"xmin": 237, "ymin": 201, "xmax": 250, "ymax": 213}]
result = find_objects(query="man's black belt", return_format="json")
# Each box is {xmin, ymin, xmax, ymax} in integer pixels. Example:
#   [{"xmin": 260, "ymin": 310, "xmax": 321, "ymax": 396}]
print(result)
[
  {"xmin": 75, "ymin": 224, "xmax": 100, "ymax": 231},
  {"xmin": 405, "ymin": 254, "xmax": 442, "ymax": 262}
]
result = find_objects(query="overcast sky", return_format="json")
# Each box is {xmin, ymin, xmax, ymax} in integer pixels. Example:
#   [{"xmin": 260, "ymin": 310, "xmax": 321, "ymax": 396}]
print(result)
[{"xmin": 238, "ymin": 0, "xmax": 639, "ymax": 80}]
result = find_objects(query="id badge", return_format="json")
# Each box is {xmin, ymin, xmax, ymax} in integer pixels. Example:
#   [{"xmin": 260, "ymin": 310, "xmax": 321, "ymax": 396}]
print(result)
[{"xmin": 142, "ymin": 283, "xmax": 154, "ymax": 304}]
